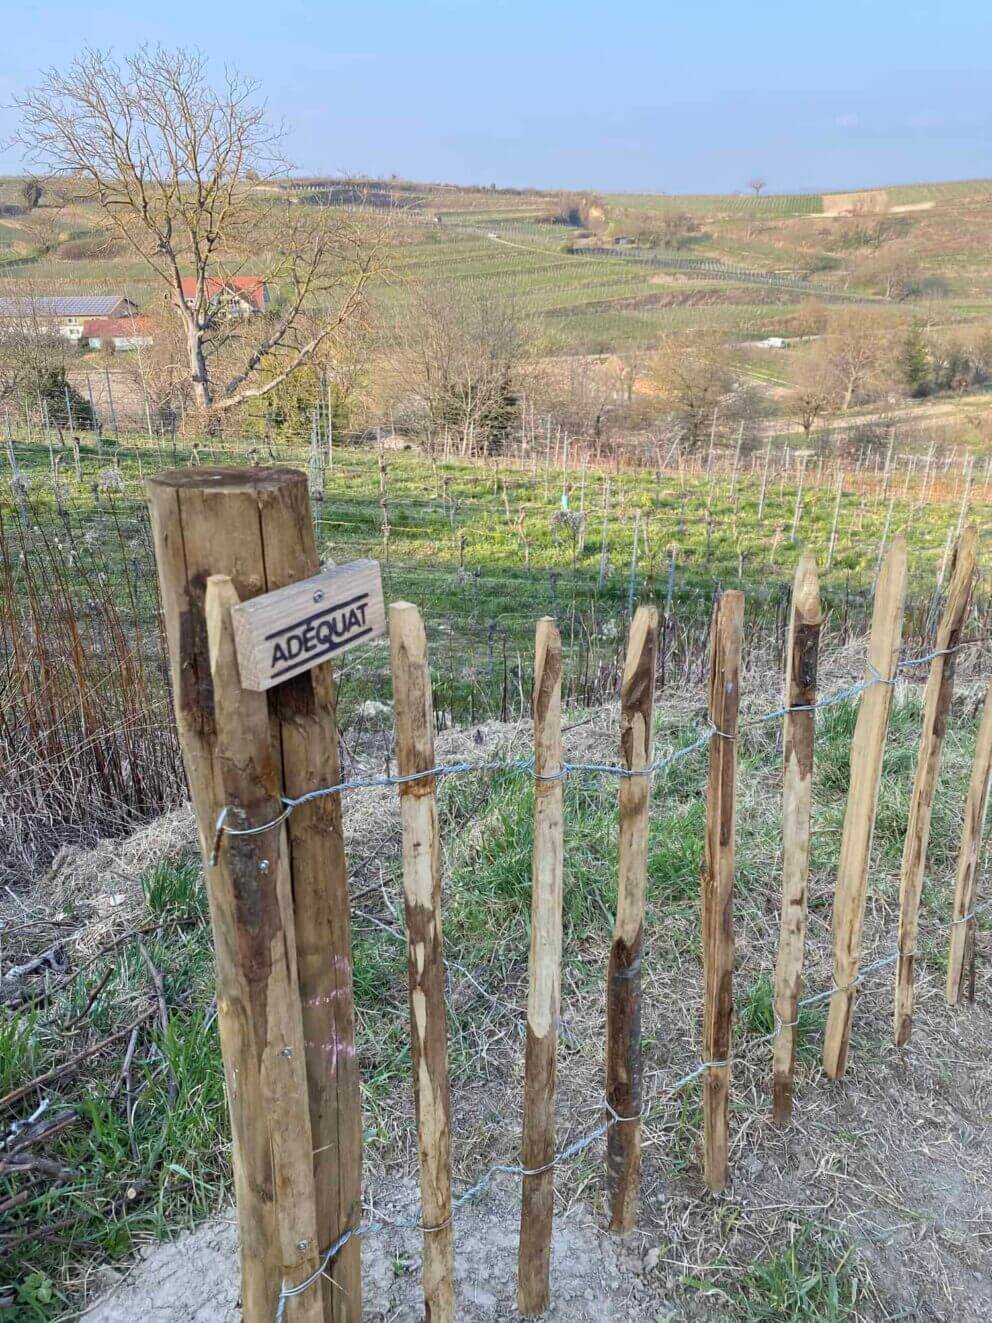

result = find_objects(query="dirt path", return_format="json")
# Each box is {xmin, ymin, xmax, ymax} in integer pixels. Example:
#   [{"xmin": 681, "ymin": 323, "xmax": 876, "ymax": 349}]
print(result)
[{"xmin": 761, "ymin": 394, "xmax": 989, "ymax": 436}]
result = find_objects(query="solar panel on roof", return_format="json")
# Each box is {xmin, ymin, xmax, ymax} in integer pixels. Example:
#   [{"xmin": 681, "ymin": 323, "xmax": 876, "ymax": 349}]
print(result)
[{"xmin": 0, "ymin": 295, "xmax": 133, "ymax": 317}]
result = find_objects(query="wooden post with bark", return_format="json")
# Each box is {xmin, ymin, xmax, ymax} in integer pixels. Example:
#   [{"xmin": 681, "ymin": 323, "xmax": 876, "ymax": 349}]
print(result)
[
  {"xmin": 772, "ymin": 555, "xmax": 821, "ymax": 1123},
  {"xmin": 606, "ymin": 605, "xmax": 658, "ymax": 1232},
  {"xmin": 518, "ymin": 619, "xmax": 564, "ymax": 1314},
  {"xmin": 205, "ymin": 575, "xmax": 323, "ymax": 1322},
  {"xmin": 701, "ymin": 591, "xmax": 744, "ymax": 1192},
  {"xmin": 147, "ymin": 468, "xmax": 362, "ymax": 1322},
  {"xmin": 894, "ymin": 528, "xmax": 976, "ymax": 1044},
  {"xmin": 389, "ymin": 602, "xmax": 455, "ymax": 1323},
  {"xmin": 947, "ymin": 679, "xmax": 992, "ymax": 1005},
  {"xmin": 823, "ymin": 537, "xmax": 908, "ymax": 1079}
]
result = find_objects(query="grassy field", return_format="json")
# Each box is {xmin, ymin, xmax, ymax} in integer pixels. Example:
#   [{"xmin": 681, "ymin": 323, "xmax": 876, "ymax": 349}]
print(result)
[
  {"xmin": 605, "ymin": 191, "xmax": 826, "ymax": 217},
  {"xmin": 2, "ymin": 428, "xmax": 987, "ymax": 872},
  {"xmin": 7, "ymin": 428, "xmax": 989, "ymax": 630},
  {"xmin": 8, "ymin": 428, "xmax": 990, "ymax": 651}
]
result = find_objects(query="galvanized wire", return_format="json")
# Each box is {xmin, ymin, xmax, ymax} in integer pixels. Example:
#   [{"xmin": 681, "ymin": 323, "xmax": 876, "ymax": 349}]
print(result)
[
  {"xmin": 221, "ymin": 641, "xmax": 980, "ymax": 864},
  {"xmin": 276, "ymin": 895, "xmax": 989, "ymax": 1318}
]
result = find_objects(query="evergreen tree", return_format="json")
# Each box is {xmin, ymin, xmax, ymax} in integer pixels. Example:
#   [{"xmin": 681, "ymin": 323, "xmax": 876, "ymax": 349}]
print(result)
[
  {"xmin": 39, "ymin": 367, "xmax": 97, "ymax": 430},
  {"xmin": 900, "ymin": 322, "xmax": 931, "ymax": 398}
]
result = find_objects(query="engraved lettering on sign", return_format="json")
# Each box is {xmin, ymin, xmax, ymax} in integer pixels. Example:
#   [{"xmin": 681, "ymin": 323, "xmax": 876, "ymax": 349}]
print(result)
[
  {"xmin": 230, "ymin": 560, "xmax": 385, "ymax": 691},
  {"xmin": 268, "ymin": 592, "xmax": 372, "ymax": 677}
]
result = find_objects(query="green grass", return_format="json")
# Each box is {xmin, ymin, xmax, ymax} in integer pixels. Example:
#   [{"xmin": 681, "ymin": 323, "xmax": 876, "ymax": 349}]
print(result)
[
  {"xmin": 717, "ymin": 1224, "xmax": 865, "ymax": 1321},
  {"xmin": 0, "ymin": 861, "xmax": 226, "ymax": 1320},
  {"xmin": 607, "ymin": 191, "xmax": 826, "ymax": 218},
  {"xmin": 4, "ymin": 429, "xmax": 988, "ymax": 737}
]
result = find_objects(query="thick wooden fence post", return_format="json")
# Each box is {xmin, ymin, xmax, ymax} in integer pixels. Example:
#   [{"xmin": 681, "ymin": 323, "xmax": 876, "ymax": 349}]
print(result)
[
  {"xmin": 823, "ymin": 537, "xmax": 908, "ymax": 1079},
  {"xmin": 256, "ymin": 493, "xmax": 364, "ymax": 1322},
  {"xmin": 518, "ymin": 619, "xmax": 564, "ymax": 1314},
  {"xmin": 894, "ymin": 528, "xmax": 976, "ymax": 1044},
  {"xmin": 947, "ymin": 679, "xmax": 992, "ymax": 1005},
  {"xmin": 147, "ymin": 468, "xmax": 362, "ymax": 1322},
  {"xmin": 205, "ymin": 576, "xmax": 324, "ymax": 1322},
  {"xmin": 701, "ymin": 590, "xmax": 743, "ymax": 1193},
  {"xmin": 606, "ymin": 605, "xmax": 657, "ymax": 1232},
  {"xmin": 389, "ymin": 602, "xmax": 455, "ymax": 1323},
  {"xmin": 772, "ymin": 555, "xmax": 821, "ymax": 1123}
]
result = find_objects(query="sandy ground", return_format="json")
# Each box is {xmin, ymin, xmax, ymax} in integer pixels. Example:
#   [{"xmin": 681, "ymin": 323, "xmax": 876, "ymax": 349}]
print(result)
[{"xmin": 83, "ymin": 1194, "xmax": 657, "ymax": 1323}]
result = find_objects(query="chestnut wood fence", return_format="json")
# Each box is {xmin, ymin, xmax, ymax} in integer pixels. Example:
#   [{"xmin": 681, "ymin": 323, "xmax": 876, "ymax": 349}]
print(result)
[{"xmin": 147, "ymin": 466, "xmax": 990, "ymax": 1323}]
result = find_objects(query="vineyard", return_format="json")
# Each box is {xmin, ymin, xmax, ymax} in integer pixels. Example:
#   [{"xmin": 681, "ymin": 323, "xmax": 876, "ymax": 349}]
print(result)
[
  {"xmin": 605, "ymin": 191, "xmax": 826, "ymax": 217},
  {"xmin": 8, "ymin": 172, "xmax": 992, "ymax": 366},
  {"xmin": 3, "ymin": 425, "xmax": 989, "ymax": 878}
]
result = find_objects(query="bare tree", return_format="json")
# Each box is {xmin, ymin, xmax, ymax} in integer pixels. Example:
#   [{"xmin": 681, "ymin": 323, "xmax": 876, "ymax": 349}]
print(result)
[
  {"xmin": 657, "ymin": 209, "xmax": 699, "ymax": 250},
  {"xmin": 19, "ymin": 200, "xmax": 65, "ymax": 255},
  {"xmin": 0, "ymin": 326, "xmax": 63, "ymax": 409},
  {"xmin": 789, "ymin": 346, "xmax": 836, "ymax": 437},
  {"xmin": 15, "ymin": 46, "xmax": 384, "ymax": 417},
  {"xmin": 855, "ymin": 245, "xmax": 920, "ymax": 301},
  {"xmin": 388, "ymin": 287, "xmax": 531, "ymax": 454},
  {"xmin": 821, "ymin": 309, "xmax": 893, "ymax": 411},
  {"xmin": 650, "ymin": 332, "xmax": 736, "ymax": 452},
  {"xmin": 0, "ymin": 289, "xmax": 69, "ymax": 408},
  {"xmin": 19, "ymin": 178, "xmax": 43, "ymax": 210},
  {"xmin": 748, "ymin": 176, "xmax": 767, "ymax": 196}
]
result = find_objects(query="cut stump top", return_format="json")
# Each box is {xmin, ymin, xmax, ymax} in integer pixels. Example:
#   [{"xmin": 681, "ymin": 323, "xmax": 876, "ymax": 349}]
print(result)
[{"xmin": 146, "ymin": 466, "xmax": 307, "ymax": 494}]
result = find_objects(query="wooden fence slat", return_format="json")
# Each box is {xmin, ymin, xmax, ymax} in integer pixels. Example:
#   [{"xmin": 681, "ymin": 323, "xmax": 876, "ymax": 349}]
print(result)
[
  {"xmin": 823, "ymin": 537, "xmax": 908, "ymax": 1079},
  {"xmin": 389, "ymin": 602, "xmax": 455, "ymax": 1323},
  {"xmin": 701, "ymin": 590, "xmax": 744, "ymax": 1192},
  {"xmin": 894, "ymin": 528, "xmax": 976, "ymax": 1044},
  {"xmin": 606, "ymin": 604, "xmax": 658, "ymax": 1232},
  {"xmin": 947, "ymin": 680, "xmax": 992, "ymax": 1004},
  {"xmin": 518, "ymin": 618, "xmax": 564, "ymax": 1314},
  {"xmin": 772, "ymin": 555, "xmax": 821, "ymax": 1123},
  {"xmin": 205, "ymin": 574, "xmax": 324, "ymax": 1323},
  {"xmin": 148, "ymin": 467, "xmax": 337, "ymax": 1322}
]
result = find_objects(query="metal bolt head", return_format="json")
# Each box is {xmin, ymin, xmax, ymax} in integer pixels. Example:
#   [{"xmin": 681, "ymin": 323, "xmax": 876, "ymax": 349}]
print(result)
[
  {"xmin": 259, "ymin": 858, "xmax": 270, "ymax": 873},
  {"xmin": 313, "ymin": 589, "xmax": 324, "ymax": 603},
  {"xmin": 280, "ymin": 1045, "xmax": 293, "ymax": 1058},
  {"xmin": 296, "ymin": 1239, "xmax": 309, "ymax": 1252}
]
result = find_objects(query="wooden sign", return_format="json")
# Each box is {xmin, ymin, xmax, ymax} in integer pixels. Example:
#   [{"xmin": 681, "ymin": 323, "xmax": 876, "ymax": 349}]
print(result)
[{"xmin": 230, "ymin": 559, "xmax": 385, "ymax": 691}]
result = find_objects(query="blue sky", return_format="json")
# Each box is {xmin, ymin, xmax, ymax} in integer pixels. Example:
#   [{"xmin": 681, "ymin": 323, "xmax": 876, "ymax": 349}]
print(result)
[{"xmin": 3, "ymin": 1, "xmax": 990, "ymax": 192}]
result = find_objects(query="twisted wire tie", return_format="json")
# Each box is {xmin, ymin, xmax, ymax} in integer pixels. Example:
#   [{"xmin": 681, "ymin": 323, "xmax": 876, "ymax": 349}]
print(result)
[{"xmin": 950, "ymin": 909, "xmax": 977, "ymax": 926}]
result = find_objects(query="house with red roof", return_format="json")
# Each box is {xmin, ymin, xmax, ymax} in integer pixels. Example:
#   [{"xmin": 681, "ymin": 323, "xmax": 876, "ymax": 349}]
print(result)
[
  {"xmin": 83, "ymin": 317, "xmax": 155, "ymax": 351},
  {"xmin": 179, "ymin": 276, "xmax": 270, "ymax": 319}
]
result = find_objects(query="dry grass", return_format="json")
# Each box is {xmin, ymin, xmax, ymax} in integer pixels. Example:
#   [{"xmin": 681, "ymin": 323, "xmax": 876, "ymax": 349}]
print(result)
[{"xmin": 0, "ymin": 509, "xmax": 186, "ymax": 886}]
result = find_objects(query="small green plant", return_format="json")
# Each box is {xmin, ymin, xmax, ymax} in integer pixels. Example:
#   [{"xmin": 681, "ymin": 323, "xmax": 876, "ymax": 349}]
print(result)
[
  {"xmin": 142, "ymin": 857, "xmax": 206, "ymax": 919},
  {"xmin": 728, "ymin": 1225, "xmax": 862, "ymax": 1321},
  {"xmin": 739, "ymin": 974, "xmax": 823, "ymax": 1061}
]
